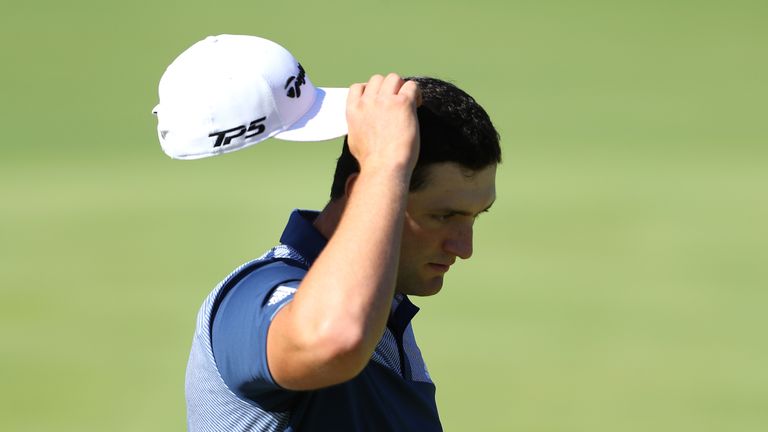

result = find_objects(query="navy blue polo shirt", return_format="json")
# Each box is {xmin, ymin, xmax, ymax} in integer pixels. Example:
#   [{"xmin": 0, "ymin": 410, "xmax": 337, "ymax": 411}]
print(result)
[{"xmin": 206, "ymin": 209, "xmax": 442, "ymax": 431}]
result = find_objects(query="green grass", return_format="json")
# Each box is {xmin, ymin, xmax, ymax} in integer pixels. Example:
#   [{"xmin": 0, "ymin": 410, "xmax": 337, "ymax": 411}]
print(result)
[{"xmin": 2, "ymin": 0, "xmax": 767, "ymax": 430}]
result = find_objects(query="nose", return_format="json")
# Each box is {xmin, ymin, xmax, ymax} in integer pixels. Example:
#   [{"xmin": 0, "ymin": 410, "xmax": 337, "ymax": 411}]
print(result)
[{"xmin": 443, "ymin": 224, "xmax": 473, "ymax": 260}]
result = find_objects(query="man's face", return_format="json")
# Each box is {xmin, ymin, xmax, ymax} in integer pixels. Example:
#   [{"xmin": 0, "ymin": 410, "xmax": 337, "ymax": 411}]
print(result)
[{"xmin": 396, "ymin": 162, "xmax": 497, "ymax": 296}]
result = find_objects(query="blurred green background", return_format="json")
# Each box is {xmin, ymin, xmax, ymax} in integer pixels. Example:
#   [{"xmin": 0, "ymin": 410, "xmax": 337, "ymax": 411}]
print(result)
[{"xmin": 1, "ymin": 0, "xmax": 766, "ymax": 430}]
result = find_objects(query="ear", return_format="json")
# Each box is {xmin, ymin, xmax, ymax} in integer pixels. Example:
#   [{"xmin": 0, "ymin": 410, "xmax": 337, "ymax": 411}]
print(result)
[{"xmin": 344, "ymin": 173, "xmax": 359, "ymax": 198}]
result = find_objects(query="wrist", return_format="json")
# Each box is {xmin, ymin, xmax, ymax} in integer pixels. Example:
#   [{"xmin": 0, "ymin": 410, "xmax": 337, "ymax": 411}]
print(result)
[{"xmin": 357, "ymin": 160, "xmax": 413, "ymax": 189}]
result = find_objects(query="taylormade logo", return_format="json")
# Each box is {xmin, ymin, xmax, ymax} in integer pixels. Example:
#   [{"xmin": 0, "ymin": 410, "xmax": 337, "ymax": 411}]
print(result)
[
  {"xmin": 284, "ymin": 64, "xmax": 306, "ymax": 98},
  {"xmin": 209, "ymin": 117, "xmax": 267, "ymax": 148}
]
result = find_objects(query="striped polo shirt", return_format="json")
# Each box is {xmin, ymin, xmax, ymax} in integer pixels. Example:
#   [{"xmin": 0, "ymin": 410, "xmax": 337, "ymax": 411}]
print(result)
[{"xmin": 185, "ymin": 209, "xmax": 442, "ymax": 431}]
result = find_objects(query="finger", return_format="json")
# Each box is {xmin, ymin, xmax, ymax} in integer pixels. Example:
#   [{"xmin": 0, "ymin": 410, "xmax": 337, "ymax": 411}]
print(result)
[
  {"xmin": 398, "ymin": 80, "xmax": 422, "ymax": 107},
  {"xmin": 380, "ymin": 72, "xmax": 404, "ymax": 95},
  {"xmin": 347, "ymin": 82, "xmax": 365, "ymax": 107},
  {"xmin": 363, "ymin": 74, "xmax": 385, "ymax": 97}
]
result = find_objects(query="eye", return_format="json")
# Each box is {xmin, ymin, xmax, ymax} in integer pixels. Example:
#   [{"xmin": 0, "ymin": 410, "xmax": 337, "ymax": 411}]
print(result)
[{"xmin": 431, "ymin": 213, "xmax": 453, "ymax": 222}]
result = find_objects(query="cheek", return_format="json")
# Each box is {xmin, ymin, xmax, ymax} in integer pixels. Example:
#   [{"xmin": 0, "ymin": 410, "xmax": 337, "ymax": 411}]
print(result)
[
  {"xmin": 403, "ymin": 216, "xmax": 430, "ymax": 244},
  {"xmin": 400, "ymin": 218, "xmax": 420, "ymax": 255},
  {"xmin": 402, "ymin": 217, "xmax": 444, "ymax": 255}
]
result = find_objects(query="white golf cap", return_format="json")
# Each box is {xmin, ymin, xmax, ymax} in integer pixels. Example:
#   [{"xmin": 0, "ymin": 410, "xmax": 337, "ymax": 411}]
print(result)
[{"xmin": 152, "ymin": 34, "xmax": 349, "ymax": 160}]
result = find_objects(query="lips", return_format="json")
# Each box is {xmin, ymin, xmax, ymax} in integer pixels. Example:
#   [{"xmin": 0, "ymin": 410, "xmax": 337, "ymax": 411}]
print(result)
[{"xmin": 428, "ymin": 263, "xmax": 451, "ymax": 273}]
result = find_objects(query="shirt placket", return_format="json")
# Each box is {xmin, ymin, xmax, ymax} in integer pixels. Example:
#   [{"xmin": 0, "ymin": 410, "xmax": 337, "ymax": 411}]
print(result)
[{"xmin": 386, "ymin": 296, "xmax": 420, "ymax": 380}]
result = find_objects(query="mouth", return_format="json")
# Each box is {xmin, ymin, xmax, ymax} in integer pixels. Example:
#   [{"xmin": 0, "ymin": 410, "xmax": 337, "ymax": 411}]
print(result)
[{"xmin": 428, "ymin": 263, "xmax": 451, "ymax": 273}]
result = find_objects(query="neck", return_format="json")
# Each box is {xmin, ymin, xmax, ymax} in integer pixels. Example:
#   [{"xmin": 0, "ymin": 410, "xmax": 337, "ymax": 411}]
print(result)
[{"xmin": 313, "ymin": 198, "xmax": 346, "ymax": 240}]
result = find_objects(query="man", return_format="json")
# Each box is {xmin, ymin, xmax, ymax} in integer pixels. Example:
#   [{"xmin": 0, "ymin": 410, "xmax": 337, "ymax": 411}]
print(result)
[{"xmin": 155, "ymin": 35, "xmax": 500, "ymax": 431}]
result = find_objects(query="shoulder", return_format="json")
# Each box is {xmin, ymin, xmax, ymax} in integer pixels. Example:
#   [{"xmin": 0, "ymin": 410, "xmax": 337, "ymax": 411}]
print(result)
[
  {"xmin": 239, "ymin": 259, "xmax": 307, "ymax": 290},
  {"xmin": 217, "ymin": 258, "xmax": 307, "ymax": 313}
]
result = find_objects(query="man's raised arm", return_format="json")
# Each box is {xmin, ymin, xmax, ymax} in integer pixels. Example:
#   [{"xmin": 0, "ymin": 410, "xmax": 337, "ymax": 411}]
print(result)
[{"xmin": 267, "ymin": 73, "xmax": 421, "ymax": 390}]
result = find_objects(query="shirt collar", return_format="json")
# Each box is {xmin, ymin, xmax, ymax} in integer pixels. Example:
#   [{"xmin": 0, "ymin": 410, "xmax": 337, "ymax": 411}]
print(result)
[
  {"xmin": 280, "ymin": 209, "xmax": 420, "ymax": 333},
  {"xmin": 388, "ymin": 294, "xmax": 419, "ymax": 337},
  {"xmin": 279, "ymin": 209, "xmax": 328, "ymax": 265}
]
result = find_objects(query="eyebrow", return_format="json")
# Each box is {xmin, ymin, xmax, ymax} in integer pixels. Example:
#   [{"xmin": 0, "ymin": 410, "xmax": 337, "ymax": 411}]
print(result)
[{"xmin": 436, "ymin": 201, "xmax": 495, "ymax": 217}]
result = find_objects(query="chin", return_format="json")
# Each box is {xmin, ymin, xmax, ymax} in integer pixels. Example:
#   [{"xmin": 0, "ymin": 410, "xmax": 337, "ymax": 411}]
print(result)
[
  {"xmin": 420, "ymin": 286, "xmax": 443, "ymax": 297},
  {"xmin": 407, "ymin": 277, "xmax": 444, "ymax": 297}
]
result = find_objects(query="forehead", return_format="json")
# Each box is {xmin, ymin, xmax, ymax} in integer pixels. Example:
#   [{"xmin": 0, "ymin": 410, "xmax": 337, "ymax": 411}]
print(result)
[{"xmin": 409, "ymin": 162, "xmax": 497, "ymax": 211}]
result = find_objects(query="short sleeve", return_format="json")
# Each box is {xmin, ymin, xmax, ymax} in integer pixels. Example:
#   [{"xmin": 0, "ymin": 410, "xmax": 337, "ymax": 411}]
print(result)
[{"xmin": 211, "ymin": 262, "xmax": 304, "ymax": 407}]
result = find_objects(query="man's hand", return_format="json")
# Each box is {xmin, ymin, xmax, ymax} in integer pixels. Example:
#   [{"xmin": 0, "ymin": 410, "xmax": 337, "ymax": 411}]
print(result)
[{"xmin": 346, "ymin": 74, "xmax": 421, "ymax": 174}]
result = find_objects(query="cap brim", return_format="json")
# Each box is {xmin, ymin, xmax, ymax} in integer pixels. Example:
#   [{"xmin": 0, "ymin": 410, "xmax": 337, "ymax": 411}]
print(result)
[{"xmin": 274, "ymin": 87, "xmax": 348, "ymax": 142}]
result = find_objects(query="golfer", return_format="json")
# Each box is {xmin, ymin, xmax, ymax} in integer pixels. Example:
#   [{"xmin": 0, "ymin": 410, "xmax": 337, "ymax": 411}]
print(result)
[{"xmin": 154, "ymin": 35, "xmax": 501, "ymax": 431}]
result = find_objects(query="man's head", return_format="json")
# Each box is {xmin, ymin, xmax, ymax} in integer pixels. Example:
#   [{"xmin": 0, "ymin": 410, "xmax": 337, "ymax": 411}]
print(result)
[{"xmin": 327, "ymin": 76, "xmax": 501, "ymax": 296}]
